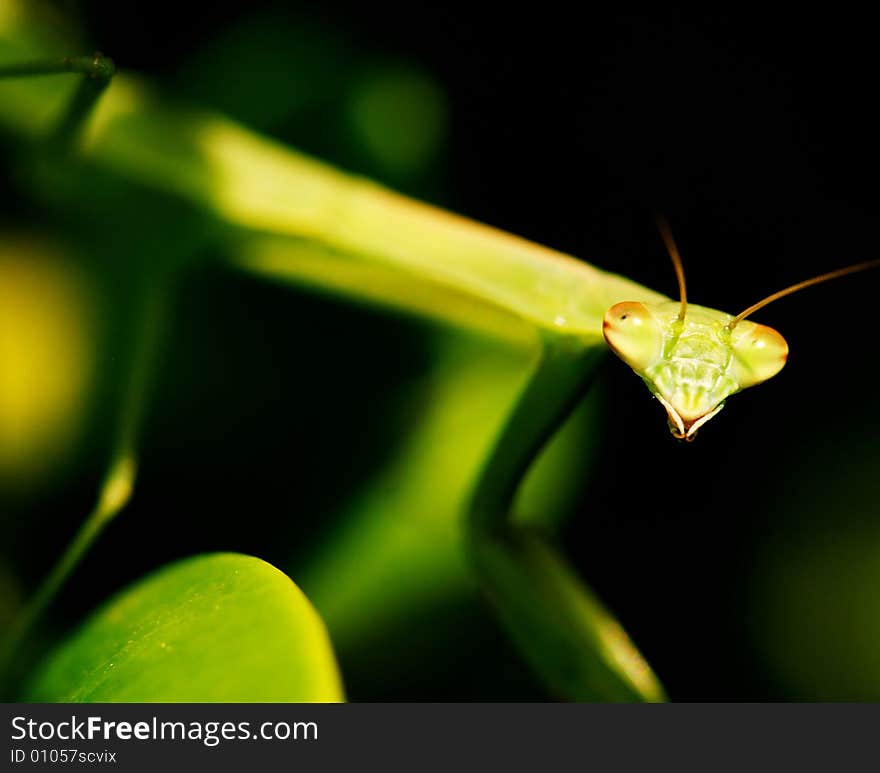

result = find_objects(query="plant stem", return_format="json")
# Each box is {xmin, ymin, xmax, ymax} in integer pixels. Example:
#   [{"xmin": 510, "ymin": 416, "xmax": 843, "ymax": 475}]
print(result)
[{"xmin": 466, "ymin": 333, "xmax": 667, "ymax": 701}]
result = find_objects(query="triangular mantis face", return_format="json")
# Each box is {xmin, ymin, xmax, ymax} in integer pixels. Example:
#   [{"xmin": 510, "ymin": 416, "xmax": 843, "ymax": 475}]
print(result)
[
  {"xmin": 603, "ymin": 300, "xmax": 787, "ymax": 440},
  {"xmin": 602, "ymin": 222, "xmax": 876, "ymax": 440}
]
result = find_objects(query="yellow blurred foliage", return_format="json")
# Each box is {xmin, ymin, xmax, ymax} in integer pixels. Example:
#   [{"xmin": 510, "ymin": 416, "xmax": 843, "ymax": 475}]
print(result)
[{"xmin": 0, "ymin": 239, "xmax": 94, "ymax": 485}]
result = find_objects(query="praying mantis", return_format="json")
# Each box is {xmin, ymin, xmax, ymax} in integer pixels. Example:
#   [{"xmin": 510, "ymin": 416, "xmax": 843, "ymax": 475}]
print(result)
[{"xmin": 1, "ymin": 2, "xmax": 878, "ymax": 701}]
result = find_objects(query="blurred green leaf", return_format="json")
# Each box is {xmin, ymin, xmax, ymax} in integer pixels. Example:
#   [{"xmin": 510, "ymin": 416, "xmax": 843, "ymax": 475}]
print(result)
[
  {"xmin": 177, "ymin": 13, "xmax": 350, "ymax": 133},
  {"xmin": 26, "ymin": 553, "xmax": 344, "ymax": 702},
  {"xmin": 347, "ymin": 64, "xmax": 448, "ymax": 181}
]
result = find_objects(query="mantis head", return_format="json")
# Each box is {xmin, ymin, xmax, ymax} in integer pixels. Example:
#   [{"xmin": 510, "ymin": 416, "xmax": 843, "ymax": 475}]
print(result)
[
  {"xmin": 603, "ymin": 300, "xmax": 787, "ymax": 440},
  {"xmin": 602, "ymin": 221, "xmax": 879, "ymax": 441}
]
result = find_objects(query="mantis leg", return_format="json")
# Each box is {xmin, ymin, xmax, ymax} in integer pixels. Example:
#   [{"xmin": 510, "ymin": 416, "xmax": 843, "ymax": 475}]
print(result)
[
  {"xmin": 466, "ymin": 334, "xmax": 666, "ymax": 701},
  {"xmin": 0, "ymin": 53, "xmax": 115, "ymax": 148},
  {"xmin": 0, "ymin": 54, "xmax": 132, "ymax": 694},
  {"xmin": 0, "ymin": 274, "xmax": 168, "ymax": 695}
]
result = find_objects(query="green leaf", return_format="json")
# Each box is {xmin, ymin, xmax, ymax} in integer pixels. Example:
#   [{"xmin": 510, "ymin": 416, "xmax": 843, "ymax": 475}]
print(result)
[{"xmin": 26, "ymin": 553, "xmax": 344, "ymax": 702}]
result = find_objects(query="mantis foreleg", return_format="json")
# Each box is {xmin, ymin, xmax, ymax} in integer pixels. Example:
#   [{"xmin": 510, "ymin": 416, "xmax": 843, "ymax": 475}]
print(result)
[{"xmin": 466, "ymin": 335, "xmax": 666, "ymax": 701}]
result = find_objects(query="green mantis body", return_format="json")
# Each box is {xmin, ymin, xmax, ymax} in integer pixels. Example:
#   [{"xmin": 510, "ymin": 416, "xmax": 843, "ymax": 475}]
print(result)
[{"xmin": 0, "ymin": 2, "xmax": 876, "ymax": 701}]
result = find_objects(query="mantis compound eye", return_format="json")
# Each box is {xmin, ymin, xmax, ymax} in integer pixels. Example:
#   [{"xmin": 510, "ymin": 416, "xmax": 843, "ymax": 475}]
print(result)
[
  {"xmin": 602, "ymin": 301, "xmax": 665, "ymax": 373},
  {"xmin": 730, "ymin": 322, "xmax": 789, "ymax": 389}
]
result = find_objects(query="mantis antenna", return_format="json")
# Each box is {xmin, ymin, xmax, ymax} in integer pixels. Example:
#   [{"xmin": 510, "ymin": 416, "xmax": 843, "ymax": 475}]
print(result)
[
  {"xmin": 728, "ymin": 257, "xmax": 880, "ymax": 329},
  {"xmin": 656, "ymin": 217, "xmax": 688, "ymax": 321}
]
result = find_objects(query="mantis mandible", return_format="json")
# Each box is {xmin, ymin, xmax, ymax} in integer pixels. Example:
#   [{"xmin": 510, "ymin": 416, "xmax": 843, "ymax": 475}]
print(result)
[{"xmin": 0, "ymin": 5, "xmax": 878, "ymax": 701}]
